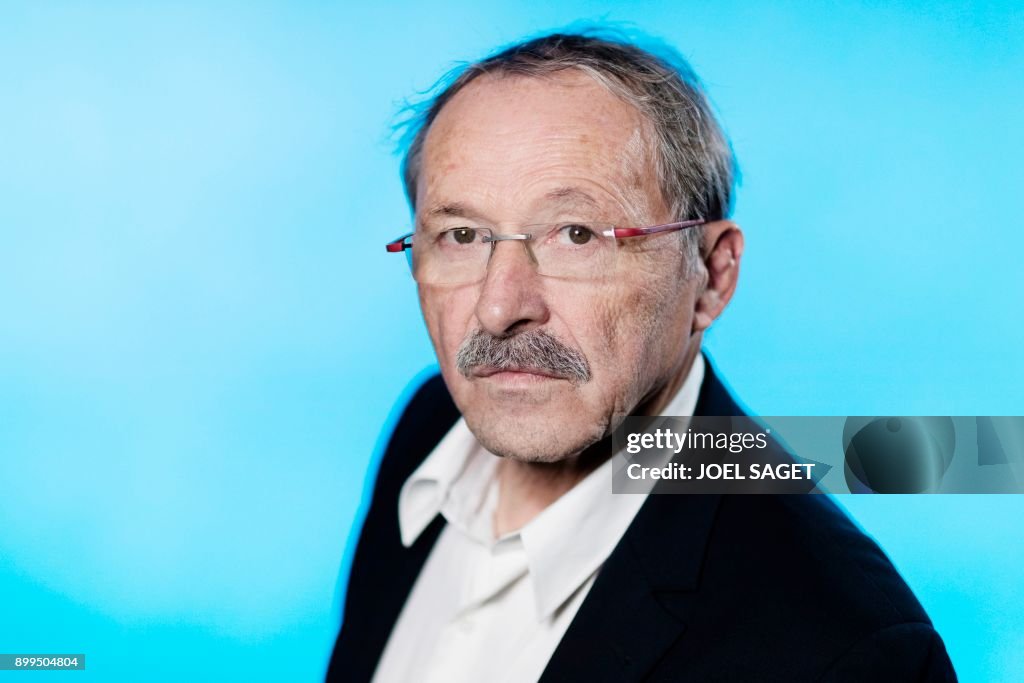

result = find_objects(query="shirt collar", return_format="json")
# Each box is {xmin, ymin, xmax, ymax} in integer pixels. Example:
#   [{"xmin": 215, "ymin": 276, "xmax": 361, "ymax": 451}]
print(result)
[
  {"xmin": 396, "ymin": 418, "xmax": 482, "ymax": 547},
  {"xmin": 396, "ymin": 354, "xmax": 706, "ymax": 618}
]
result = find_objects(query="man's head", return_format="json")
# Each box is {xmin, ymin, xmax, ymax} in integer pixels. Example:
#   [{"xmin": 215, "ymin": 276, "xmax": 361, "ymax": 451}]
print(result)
[{"xmin": 400, "ymin": 32, "xmax": 744, "ymax": 463}]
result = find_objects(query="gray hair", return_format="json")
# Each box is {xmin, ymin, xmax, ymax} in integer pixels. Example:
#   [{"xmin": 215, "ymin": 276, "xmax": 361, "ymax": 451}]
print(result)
[{"xmin": 398, "ymin": 31, "xmax": 738, "ymax": 267}]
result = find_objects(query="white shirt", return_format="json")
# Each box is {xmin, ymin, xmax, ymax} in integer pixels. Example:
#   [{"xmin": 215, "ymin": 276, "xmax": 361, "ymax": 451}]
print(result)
[{"xmin": 371, "ymin": 355, "xmax": 705, "ymax": 683}]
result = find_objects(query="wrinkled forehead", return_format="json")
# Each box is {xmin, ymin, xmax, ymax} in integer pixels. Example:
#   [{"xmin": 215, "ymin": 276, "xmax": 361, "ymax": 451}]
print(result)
[{"xmin": 416, "ymin": 71, "xmax": 665, "ymax": 224}]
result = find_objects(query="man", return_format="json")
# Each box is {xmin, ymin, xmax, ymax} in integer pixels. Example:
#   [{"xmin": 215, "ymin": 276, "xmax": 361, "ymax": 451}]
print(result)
[{"xmin": 327, "ymin": 32, "xmax": 955, "ymax": 682}]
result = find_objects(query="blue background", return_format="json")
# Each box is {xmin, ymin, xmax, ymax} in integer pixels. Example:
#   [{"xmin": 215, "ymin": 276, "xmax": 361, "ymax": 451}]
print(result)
[{"xmin": 1, "ymin": 1, "xmax": 1021, "ymax": 680}]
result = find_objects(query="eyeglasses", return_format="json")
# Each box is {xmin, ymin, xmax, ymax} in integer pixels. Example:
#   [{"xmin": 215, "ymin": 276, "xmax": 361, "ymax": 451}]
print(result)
[{"xmin": 384, "ymin": 219, "xmax": 705, "ymax": 284}]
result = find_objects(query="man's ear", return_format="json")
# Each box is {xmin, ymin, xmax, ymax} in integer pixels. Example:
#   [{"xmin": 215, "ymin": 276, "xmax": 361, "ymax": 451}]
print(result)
[{"xmin": 693, "ymin": 220, "xmax": 744, "ymax": 333}]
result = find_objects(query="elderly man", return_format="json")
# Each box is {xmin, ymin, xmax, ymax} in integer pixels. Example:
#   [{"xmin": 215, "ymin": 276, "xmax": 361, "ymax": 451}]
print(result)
[{"xmin": 327, "ymin": 33, "xmax": 955, "ymax": 682}]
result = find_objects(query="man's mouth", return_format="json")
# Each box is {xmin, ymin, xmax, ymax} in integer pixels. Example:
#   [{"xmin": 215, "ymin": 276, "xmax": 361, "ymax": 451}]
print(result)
[{"xmin": 471, "ymin": 365, "xmax": 567, "ymax": 381}]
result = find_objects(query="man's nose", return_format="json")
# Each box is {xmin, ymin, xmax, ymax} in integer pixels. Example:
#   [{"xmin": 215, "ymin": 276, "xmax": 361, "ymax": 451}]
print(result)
[{"xmin": 474, "ymin": 239, "xmax": 550, "ymax": 336}]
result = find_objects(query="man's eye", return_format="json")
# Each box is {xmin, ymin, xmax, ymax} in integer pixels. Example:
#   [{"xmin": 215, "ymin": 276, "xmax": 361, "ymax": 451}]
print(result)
[
  {"xmin": 559, "ymin": 224, "xmax": 594, "ymax": 245},
  {"xmin": 444, "ymin": 228, "xmax": 478, "ymax": 245}
]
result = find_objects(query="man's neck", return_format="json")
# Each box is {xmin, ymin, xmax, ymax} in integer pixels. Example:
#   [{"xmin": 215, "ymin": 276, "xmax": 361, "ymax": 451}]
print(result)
[{"xmin": 492, "ymin": 455, "xmax": 598, "ymax": 537}]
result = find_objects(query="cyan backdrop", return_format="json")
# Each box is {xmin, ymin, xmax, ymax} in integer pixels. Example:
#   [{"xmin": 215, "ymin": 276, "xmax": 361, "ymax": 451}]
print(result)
[{"xmin": 1, "ymin": 2, "xmax": 1021, "ymax": 681}]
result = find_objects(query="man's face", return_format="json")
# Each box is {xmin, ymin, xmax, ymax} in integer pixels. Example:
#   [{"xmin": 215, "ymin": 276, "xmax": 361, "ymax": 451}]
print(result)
[{"xmin": 416, "ymin": 71, "xmax": 702, "ymax": 462}]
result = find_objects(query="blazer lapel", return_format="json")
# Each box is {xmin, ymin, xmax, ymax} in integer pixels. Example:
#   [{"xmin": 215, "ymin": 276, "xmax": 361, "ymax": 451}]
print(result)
[
  {"xmin": 538, "ymin": 493, "xmax": 722, "ymax": 683},
  {"xmin": 539, "ymin": 355, "xmax": 737, "ymax": 682},
  {"xmin": 694, "ymin": 355, "xmax": 744, "ymax": 418}
]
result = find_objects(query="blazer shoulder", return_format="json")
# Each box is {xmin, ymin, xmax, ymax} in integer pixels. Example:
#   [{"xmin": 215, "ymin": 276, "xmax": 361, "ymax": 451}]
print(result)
[
  {"xmin": 649, "ymin": 492, "xmax": 956, "ymax": 679},
  {"xmin": 693, "ymin": 363, "xmax": 932, "ymax": 629},
  {"xmin": 376, "ymin": 373, "xmax": 460, "ymax": 489},
  {"xmin": 712, "ymin": 493, "xmax": 933, "ymax": 627},
  {"xmin": 818, "ymin": 621, "xmax": 956, "ymax": 682}
]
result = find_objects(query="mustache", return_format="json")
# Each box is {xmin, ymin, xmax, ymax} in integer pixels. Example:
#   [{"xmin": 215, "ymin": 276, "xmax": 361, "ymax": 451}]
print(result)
[{"xmin": 455, "ymin": 329, "xmax": 592, "ymax": 385}]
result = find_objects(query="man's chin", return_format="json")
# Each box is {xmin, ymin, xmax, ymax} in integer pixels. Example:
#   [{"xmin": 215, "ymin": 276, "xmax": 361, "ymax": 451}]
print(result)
[{"xmin": 467, "ymin": 415, "xmax": 607, "ymax": 464}]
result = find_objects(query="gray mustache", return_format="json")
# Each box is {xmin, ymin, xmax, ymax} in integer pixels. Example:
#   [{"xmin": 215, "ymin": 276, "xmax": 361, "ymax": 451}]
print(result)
[{"xmin": 456, "ymin": 329, "xmax": 592, "ymax": 385}]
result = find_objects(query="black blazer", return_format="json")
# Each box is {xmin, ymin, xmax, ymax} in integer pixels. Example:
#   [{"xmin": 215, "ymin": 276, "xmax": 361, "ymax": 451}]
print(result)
[{"xmin": 327, "ymin": 362, "xmax": 956, "ymax": 682}]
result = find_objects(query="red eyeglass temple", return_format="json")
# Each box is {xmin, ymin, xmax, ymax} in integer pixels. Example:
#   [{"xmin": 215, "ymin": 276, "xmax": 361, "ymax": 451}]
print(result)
[
  {"xmin": 610, "ymin": 219, "xmax": 706, "ymax": 238},
  {"xmin": 383, "ymin": 219, "xmax": 706, "ymax": 252}
]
